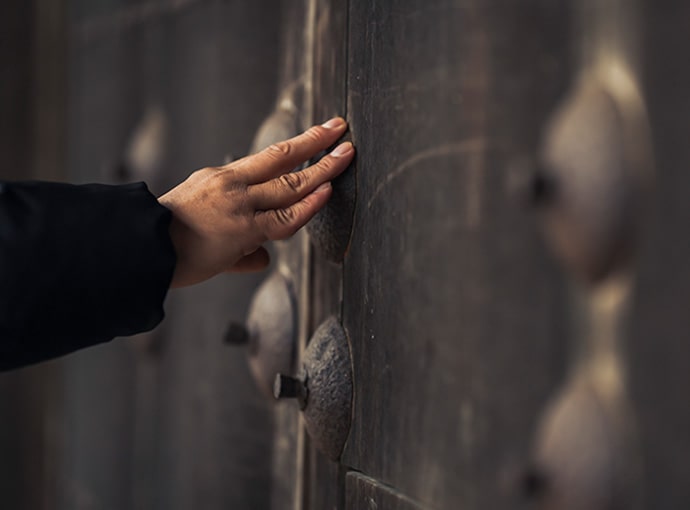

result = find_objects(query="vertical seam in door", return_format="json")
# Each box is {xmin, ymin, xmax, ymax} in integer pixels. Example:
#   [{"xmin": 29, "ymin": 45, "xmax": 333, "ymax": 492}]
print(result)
[
  {"xmin": 298, "ymin": 2, "xmax": 318, "ymax": 508},
  {"xmin": 339, "ymin": 3, "xmax": 352, "ymax": 510},
  {"xmin": 339, "ymin": 0, "xmax": 352, "ymax": 326}
]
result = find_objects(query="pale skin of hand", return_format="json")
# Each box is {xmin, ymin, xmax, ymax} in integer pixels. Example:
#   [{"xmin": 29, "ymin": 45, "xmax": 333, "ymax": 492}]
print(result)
[{"xmin": 158, "ymin": 117, "xmax": 354, "ymax": 288}]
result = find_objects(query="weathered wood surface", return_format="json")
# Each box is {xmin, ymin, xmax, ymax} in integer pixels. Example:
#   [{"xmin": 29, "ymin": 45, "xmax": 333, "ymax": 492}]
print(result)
[
  {"xmin": 626, "ymin": 1, "xmax": 690, "ymax": 507},
  {"xmin": 340, "ymin": 1, "xmax": 571, "ymax": 508},
  {"xmin": 345, "ymin": 472, "xmax": 426, "ymax": 510}
]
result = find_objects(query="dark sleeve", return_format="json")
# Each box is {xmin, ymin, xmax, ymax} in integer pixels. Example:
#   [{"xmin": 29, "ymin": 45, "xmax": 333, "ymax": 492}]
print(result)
[{"xmin": 0, "ymin": 181, "xmax": 176, "ymax": 371}]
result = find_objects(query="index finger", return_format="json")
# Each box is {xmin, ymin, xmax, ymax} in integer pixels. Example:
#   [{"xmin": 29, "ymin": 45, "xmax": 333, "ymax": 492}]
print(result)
[{"xmin": 234, "ymin": 117, "xmax": 348, "ymax": 184}]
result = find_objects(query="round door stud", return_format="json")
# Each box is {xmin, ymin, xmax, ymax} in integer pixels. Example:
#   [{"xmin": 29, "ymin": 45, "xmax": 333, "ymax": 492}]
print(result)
[
  {"xmin": 537, "ymin": 65, "xmax": 652, "ymax": 283},
  {"xmin": 274, "ymin": 316, "xmax": 353, "ymax": 461},
  {"xmin": 273, "ymin": 373, "xmax": 308, "ymax": 409},
  {"xmin": 306, "ymin": 162, "xmax": 356, "ymax": 263},
  {"xmin": 224, "ymin": 271, "xmax": 297, "ymax": 397},
  {"xmin": 526, "ymin": 377, "xmax": 640, "ymax": 510},
  {"xmin": 250, "ymin": 100, "xmax": 298, "ymax": 155}
]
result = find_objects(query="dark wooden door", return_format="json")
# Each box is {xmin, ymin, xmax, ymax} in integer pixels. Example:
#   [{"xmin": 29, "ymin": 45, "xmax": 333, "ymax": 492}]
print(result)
[
  {"xmin": 294, "ymin": 1, "xmax": 690, "ymax": 510},
  {"xmin": 340, "ymin": 0, "xmax": 567, "ymax": 507},
  {"xmin": 303, "ymin": 1, "xmax": 570, "ymax": 509}
]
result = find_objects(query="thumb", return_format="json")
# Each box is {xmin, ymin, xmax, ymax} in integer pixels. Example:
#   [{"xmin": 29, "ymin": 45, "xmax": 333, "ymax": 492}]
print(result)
[{"xmin": 227, "ymin": 246, "xmax": 270, "ymax": 273}]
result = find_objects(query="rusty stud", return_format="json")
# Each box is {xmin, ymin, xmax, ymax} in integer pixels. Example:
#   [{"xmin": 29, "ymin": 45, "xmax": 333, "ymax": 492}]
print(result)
[
  {"xmin": 273, "ymin": 373, "xmax": 308, "ymax": 409},
  {"xmin": 223, "ymin": 321, "xmax": 250, "ymax": 346}
]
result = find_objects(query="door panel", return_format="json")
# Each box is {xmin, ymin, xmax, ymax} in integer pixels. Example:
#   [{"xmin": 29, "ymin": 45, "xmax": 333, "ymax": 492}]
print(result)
[
  {"xmin": 627, "ymin": 1, "xmax": 690, "ymax": 508},
  {"xmin": 340, "ymin": 1, "xmax": 572, "ymax": 508}
]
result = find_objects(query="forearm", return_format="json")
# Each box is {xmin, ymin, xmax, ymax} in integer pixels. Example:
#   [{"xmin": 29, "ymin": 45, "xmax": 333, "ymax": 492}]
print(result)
[{"xmin": 0, "ymin": 180, "xmax": 176, "ymax": 371}]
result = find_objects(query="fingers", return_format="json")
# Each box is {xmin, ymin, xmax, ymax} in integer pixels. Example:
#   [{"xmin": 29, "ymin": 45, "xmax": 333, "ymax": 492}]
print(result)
[
  {"xmin": 235, "ymin": 117, "xmax": 348, "ymax": 184},
  {"xmin": 255, "ymin": 182, "xmax": 333, "ymax": 240},
  {"xmin": 248, "ymin": 142, "xmax": 354, "ymax": 209},
  {"xmin": 228, "ymin": 246, "xmax": 271, "ymax": 272}
]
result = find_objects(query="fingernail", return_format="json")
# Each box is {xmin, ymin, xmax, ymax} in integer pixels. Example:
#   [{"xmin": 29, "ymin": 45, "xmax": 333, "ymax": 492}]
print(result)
[
  {"xmin": 321, "ymin": 117, "xmax": 345, "ymax": 129},
  {"xmin": 315, "ymin": 182, "xmax": 332, "ymax": 194},
  {"xmin": 330, "ymin": 142, "xmax": 353, "ymax": 157}
]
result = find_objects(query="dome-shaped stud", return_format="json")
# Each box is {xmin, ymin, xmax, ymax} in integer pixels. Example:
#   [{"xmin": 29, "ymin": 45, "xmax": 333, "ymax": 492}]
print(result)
[
  {"xmin": 273, "ymin": 316, "xmax": 353, "ymax": 461},
  {"xmin": 224, "ymin": 271, "xmax": 297, "ymax": 397},
  {"xmin": 538, "ymin": 64, "xmax": 652, "ymax": 283},
  {"xmin": 528, "ymin": 376, "xmax": 640, "ymax": 510}
]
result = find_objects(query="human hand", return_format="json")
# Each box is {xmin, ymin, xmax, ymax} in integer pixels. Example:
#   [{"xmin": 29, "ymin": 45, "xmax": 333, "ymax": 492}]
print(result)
[{"xmin": 158, "ymin": 117, "xmax": 353, "ymax": 288}]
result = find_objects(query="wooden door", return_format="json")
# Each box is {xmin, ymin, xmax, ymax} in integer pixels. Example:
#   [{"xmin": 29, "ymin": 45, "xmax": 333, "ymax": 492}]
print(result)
[
  {"xmin": 303, "ymin": 1, "xmax": 570, "ymax": 509},
  {"xmin": 292, "ymin": 1, "xmax": 690, "ymax": 510}
]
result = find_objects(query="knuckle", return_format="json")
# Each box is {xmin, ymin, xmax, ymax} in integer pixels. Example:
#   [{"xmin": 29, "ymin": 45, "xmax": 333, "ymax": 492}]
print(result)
[
  {"xmin": 256, "ymin": 208, "xmax": 299, "ymax": 241},
  {"xmin": 303, "ymin": 126, "xmax": 324, "ymax": 143},
  {"xmin": 190, "ymin": 167, "xmax": 212, "ymax": 179},
  {"xmin": 315, "ymin": 155, "xmax": 335, "ymax": 172},
  {"xmin": 207, "ymin": 167, "xmax": 249, "ymax": 202},
  {"xmin": 271, "ymin": 209, "xmax": 298, "ymax": 240},
  {"xmin": 274, "ymin": 207, "xmax": 296, "ymax": 226},
  {"xmin": 212, "ymin": 167, "xmax": 235, "ymax": 189},
  {"xmin": 230, "ymin": 188, "xmax": 251, "ymax": 212},
  {"xmin": 218, "ymin": 165, "xmax": 240, "ymax": 182},
  {"xmin": 266, "ymin": 141, "xmax": 292, "ymax": 159},
  {"xmin": 278, "ymin": 172, "xmax": 304, "ymax": 193}
]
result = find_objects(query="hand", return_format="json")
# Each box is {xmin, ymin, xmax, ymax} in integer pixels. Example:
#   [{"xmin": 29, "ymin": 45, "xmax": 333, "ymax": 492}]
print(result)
[{"xmin": 158, "ymin": 117, "xmax": 354, "ymax": 288}]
